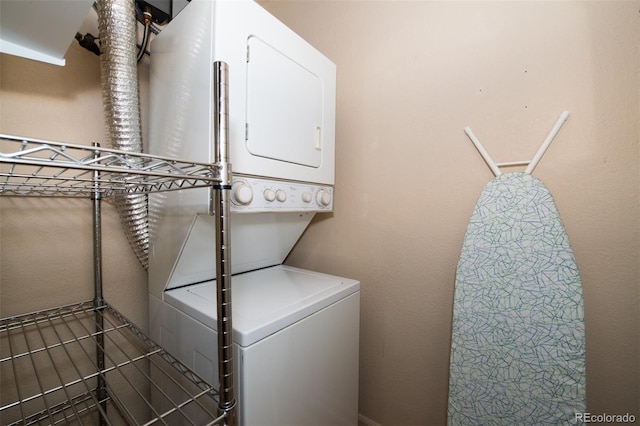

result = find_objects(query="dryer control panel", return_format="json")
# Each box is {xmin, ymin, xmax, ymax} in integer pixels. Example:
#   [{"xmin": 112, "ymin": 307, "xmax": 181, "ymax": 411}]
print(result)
[{"xmin": 229, "ymin": 176, "xmax": 333, "ymax": 212}]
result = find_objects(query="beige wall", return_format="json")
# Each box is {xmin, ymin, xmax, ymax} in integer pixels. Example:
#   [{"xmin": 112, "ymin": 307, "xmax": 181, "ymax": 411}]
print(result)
[
  {"xmin": 261, "ymin": 1, "xmax": 639, "ymax": 425},
  {"xmin": 0, "ymin": 43, "xmax": 149, "ymax": 328},
  {"xmin": 1, "ymin": 1, "xmax": 638, "ymax": 425}
]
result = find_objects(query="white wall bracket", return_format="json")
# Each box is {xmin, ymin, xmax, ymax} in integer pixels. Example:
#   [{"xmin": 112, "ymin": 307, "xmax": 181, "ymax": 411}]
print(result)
[{"xmin": 464, "ymin": 110, "xmax": 570, "ymax": 177}]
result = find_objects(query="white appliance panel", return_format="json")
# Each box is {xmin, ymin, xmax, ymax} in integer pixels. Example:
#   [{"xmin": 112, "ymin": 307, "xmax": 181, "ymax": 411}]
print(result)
[
  {"xmin": 230, "ymin": 176, "xmax": 334, "ymax": 212},
  {"xmin": 148, "ymin": 0, "xmax": 214, "ymax": 166},
  {"xmin": 164, "ymin": 265, "xmax": 360, "ymax": 347},
  {"xmin": 238, "ymin": 292, "xmax": 359, "ymax": 425},
  {"xmin": 157, "ymin": 212, "xmax": 315, "ymax": 292}
]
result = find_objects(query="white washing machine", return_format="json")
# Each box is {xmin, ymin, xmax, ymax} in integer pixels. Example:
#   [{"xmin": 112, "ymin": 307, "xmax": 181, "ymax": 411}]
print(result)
[
  {"xmin": 147, "ymin": 0, "xmax": 360, "ymax": 424},
  {"xmin": 151, "ymin": 265, "xmax": 359, "ymax": 425}
]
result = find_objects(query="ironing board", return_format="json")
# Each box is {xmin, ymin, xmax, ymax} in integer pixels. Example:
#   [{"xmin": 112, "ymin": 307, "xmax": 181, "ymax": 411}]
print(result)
[{"xmin": 448, "ymin": 112, "xmax": 586, "ymax": 425}]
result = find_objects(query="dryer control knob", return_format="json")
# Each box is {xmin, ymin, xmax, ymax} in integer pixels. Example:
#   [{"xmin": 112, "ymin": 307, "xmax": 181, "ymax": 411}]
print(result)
[
  {"xmin": 232, "ymin": 182, "xmax": 253, "ymax": 205},
  {"xmin": 302, "ymin": 192, "xmax": 312, "ymax": 203},
  {"xmin": 316, "ymin": 189, "xmax": 332, "ymax": 207},
  {"xmin": 276, "ymin": 190, "xmax": 287, "ymax": 202},
  {"xmin": 264, "ymin": 189, "xmax": 276, "ymax": 202}
]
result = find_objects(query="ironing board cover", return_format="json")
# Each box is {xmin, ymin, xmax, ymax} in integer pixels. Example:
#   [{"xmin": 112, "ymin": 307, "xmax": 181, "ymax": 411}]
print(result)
[{"xmin": 448, "ymin": 172, "xmax": 585, "ymax": 425}]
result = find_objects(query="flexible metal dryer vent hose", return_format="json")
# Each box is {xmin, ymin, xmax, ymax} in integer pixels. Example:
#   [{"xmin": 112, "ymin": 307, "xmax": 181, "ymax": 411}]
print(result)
[{"xmin": 97, "ymin": 0, "xmax": 149, "ymax": 270}]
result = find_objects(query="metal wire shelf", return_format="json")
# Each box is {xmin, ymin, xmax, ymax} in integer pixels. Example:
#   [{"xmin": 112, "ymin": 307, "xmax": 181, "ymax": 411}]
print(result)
[
  {"xmin": 0, "ymin": 134, "xmax": 220, "ymax": 197},
  {"xmin": 0, "ymin": 300, "xmax": 224, "ymax": 426},
  {"xmin": 0, "ymin": 128, "xmax": 234, "ymax": 424}
]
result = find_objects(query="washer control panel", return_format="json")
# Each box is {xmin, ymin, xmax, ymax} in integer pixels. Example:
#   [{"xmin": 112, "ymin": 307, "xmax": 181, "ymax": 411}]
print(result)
[{"xmin": 230, "ymin": 176, "xmax": 334, "ymax": 212}]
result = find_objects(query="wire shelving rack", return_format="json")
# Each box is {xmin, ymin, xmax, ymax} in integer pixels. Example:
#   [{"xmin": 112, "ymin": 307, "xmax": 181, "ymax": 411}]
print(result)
[{"xmin": 0, "ymin": 132, "xmax": 233, "ymax": 425}]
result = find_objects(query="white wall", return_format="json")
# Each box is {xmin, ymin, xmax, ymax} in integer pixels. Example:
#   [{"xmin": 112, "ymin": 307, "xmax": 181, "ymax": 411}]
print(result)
[{"xmin": 261, "ymin": 1, "xmax": 639, "ymax": 424}]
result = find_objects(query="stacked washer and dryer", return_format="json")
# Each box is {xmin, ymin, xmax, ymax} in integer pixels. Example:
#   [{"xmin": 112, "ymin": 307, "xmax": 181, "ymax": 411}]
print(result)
[{"xmin": 148, "ymin": 0, "xmax": 360, "ymax": 424}]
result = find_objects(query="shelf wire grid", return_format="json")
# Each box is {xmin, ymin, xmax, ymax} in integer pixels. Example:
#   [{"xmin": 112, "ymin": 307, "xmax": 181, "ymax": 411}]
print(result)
[
  {"xmin": 0, "ymin": 301, "xmax": 224, "ymax": 425},
  {"xmin": 0, "ymin": 134, "xmax": 220, "ymax": 197}
]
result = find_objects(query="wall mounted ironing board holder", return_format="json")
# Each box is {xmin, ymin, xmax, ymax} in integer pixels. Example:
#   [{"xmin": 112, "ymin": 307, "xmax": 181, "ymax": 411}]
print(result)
[{"xmin": 464, "ymin": 110, "xmax": 570, "ymax": 176}]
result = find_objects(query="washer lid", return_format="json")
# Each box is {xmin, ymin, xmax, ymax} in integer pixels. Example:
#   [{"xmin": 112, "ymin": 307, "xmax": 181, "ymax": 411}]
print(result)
[{"xmin": 164, "ymin": 265, "xmax": 360, "ymax": 347}]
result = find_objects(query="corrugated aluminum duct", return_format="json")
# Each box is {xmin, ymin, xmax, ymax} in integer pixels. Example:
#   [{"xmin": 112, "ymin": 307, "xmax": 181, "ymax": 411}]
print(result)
[{"xmin": 97, "ymin": 0, "xmax": 149, "ymax": 269}]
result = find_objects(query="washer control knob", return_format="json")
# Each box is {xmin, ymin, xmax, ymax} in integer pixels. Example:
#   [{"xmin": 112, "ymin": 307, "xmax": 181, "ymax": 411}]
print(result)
[
  {"xmin": 232, "ymin": 182, "xmax": 253, "ymax": 205},
  {"xmin": 276, "ymin": 190, "xmax": 287, "ymax": 202},
  {"xmin": 316, "ymin": 189, "xmax": 332, "ymax": 207},
  {"xmin": 302, "ymin": 192, "xmax": 312, "ymax": 203},
  {"xmin": 264, "ymin": 189, "xmax": 276, "ymax": 202}
]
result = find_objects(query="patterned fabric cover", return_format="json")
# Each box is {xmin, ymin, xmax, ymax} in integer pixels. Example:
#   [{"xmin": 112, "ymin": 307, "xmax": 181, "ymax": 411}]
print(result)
[{"xmin": 448, "ymin": 173, "xmax": 585, "ymax": 425}]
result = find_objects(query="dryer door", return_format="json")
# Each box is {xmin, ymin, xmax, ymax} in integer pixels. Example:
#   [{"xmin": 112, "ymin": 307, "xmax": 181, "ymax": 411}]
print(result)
[{"xmin": 245, "ymin": 36, "xmax": 323, "ymax": 168}]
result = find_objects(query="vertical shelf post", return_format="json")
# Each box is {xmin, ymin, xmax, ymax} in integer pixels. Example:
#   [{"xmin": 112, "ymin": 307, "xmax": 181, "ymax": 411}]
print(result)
[
  {"xmin": 92, "ymin": 143, "xmax": 108, "ymax": 424},
  {"xmin": 212, "ymin": 61, "xmax": 237, "ymax": 426}
]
